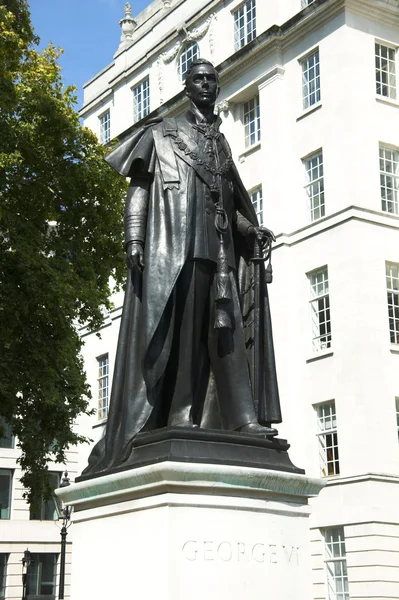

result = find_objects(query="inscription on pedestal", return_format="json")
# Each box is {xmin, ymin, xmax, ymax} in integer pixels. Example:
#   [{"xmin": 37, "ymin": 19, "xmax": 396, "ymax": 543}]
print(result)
[{"xmin": 182, "ymin": 540, "xmax": 300, "ymax": 564}]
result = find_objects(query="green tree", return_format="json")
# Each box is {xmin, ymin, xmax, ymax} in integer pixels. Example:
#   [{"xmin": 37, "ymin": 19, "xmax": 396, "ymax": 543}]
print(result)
[{"xmin": 0, "ymin": 0, "xmax": 127, "ymax": 504}]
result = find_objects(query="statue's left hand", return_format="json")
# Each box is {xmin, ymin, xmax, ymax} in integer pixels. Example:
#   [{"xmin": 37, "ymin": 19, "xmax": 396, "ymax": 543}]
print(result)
[{"xmin": 248, "ymin": 225, "xmax": 276, "ymax": 248}]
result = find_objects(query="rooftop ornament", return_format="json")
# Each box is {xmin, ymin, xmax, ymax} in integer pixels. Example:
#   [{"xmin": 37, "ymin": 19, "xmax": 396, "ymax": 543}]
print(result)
[
  {"xmin": 118, "ymin": 2, "xmax": 136, "ymax": 51},
  {"xmin": 124, "ymin": 2, "xmax": 132, "ymax": 18}
]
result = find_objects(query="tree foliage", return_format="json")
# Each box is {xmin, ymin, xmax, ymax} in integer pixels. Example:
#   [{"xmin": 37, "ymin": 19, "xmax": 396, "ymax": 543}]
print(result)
[{"xmin": 0, "ymin": 0, "xmax": 127, "ymax": 504}]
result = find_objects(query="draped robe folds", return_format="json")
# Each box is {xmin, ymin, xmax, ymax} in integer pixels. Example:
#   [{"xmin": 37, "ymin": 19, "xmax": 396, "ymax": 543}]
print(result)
[{"xmin": 83, "ymin": 114, "xmax": 282, "ymax": 477}]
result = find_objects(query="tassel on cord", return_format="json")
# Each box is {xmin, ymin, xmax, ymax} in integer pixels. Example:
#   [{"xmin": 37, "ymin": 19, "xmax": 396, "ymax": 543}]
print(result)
[
  {"xmin": 264, "ymin": 237, "xmax": 273, "ymax": 284},
  {"xmin": 214, "ymin": 204, "xmax": 232, "ymax": 329}
]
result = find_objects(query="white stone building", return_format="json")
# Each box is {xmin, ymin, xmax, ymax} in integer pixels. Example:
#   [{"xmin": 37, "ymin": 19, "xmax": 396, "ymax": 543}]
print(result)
[
  {"xmin": 80, "ymin": 0, "xmax": 399, "ymax": 598},
  {"xmin": 0, "ymin": 422, "xmax": 75, "ymax": 599},
  {"xmin": 1, "ymin": 0, "xmax": 399, "ymax": 598}
]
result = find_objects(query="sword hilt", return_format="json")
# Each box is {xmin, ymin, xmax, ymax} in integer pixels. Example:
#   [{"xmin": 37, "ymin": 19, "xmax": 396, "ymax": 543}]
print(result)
[{"xmin": 250, "ymin": 235, "xmax": 267, "ymax": 264}]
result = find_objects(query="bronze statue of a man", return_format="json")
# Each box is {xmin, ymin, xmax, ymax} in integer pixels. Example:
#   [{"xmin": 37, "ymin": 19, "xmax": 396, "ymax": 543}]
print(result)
[{"xmin": 84, "ymin": 60, "xmax": 282, "ymax": 476}]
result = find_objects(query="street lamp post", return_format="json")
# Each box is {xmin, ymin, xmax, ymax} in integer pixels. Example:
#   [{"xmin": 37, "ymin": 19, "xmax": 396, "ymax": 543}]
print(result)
[
  {"xmin": 54, "ymin": 471, "xmax": 71, "ymax": 600},
  {"xmin": 21, "ymin": 549, "xmax": 32, "ymax": 600}
]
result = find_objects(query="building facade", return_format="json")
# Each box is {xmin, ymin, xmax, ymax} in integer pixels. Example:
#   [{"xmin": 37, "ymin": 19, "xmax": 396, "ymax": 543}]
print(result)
[
  {"xmin": 2, "ymin": 0, "xmax": 399, "ymax": 598},
  {"xmin": 79, "ymin": 1, "xmax": 399, "ymax": 598},
  {"xmin": 0, "ymin": 420, "xmax": 74, "ymax": 599}
]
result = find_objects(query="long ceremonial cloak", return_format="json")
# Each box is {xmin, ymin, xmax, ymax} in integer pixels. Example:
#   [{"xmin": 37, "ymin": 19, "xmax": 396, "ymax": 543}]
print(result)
[{"xmin": 83, "ymin": 115, "xmax": 282, "ymax": 476}]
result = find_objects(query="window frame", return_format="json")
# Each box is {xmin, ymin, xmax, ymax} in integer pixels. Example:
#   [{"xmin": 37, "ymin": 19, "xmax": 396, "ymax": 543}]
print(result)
[
  {"xmin": 178, "ymin": 41, "xmax": 200, "ymax": 82},
  {"xmin": 29, "ymin": 472, "xmax": 61, "ymax": 521},
  {"xmin": 304, "ymin": 149, "xmax": 325, "ymax": 221},
  {"xmin": 300, "ymin": 48, "xmax": 321, "ymax": 110},
  {"xmin": 375, "ymin": 41, "xmax": 397, "ymax": 100},
  {"xmin": 386, "ymin": 262, "xmax": 399, "ymax": 345},
  {"xmin": 0, "ymin": 553, "xmax": 8, "ymax": 600},
  {"xmin": 26, "ymin": 553, "xmax": 58, "ymax": 600},
  {"xmin": 0, "ymin": 469, "xmax": 12, "ymax": 520},
  {"xmin": 0, "ymin": 418, "xmax": 14, "ymax": 449},
  {"xmin": 233, "ymin": 0, "xmax": 257, "ymax": 51},
  {"xmin": 308, "ymin": 266, "xmax": 332, "ymax": 352},
  {"xmin": 132, "ymin": 77, "xmax": 150, "ymax": 124},
  {"xmin": 243, "ymin": 95, "xmax": 261, "ymax": 149},
  {"xmin": 249, "ymin": 186, "xmax": 263, "ymax": 225},
  {"xmin": 316, "ymin": 401, "xmax": 340, "ymax": 478},
  {"xmin": 396, "ymin": 397, "xmax": 399, "ymax": 440},
  {"xmin": 379, "ymin": 144, "xmax": 399, "ymax": 215},
  {"xmin": 97, "ymin": 353, "xmax": 110, "ymax": 421},
  {"xmin": 99, "ymin": 109, "xmax": 111, "ymax": 145},
  {"xmin": 323, "ymin": 527, "xmax": 350, "ymax": 600}
]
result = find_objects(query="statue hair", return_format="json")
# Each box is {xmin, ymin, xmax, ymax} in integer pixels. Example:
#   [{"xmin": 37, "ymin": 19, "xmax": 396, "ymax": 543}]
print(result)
[{"xmin": 184, "ymin": 59, "xmax": 220, "ymax": 89}]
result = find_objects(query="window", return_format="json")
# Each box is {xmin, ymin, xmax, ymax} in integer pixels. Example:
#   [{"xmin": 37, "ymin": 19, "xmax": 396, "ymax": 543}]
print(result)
[
  {"xmin": 30, "ymin": 472, "xmax": 60, "ymax": 521},
  {"xmin": 323, "ymin": 528, "xmax": 350, "ymax": 600},
  {"xmin": 386, "ymin": 262, "xmax": 399, "ymax": 344},
  {"xmin": 243, "ymin": 96, "xmax": 260, "ymax": 148},
  {"xmin": 0, "ymin": 554, "xmax": 8, "ymax": 600},
  {"xmin": 396, "ymin": 398, "xmax": 399, "ymax": 440},
  {"xmin": 301, "ymin": 49, "xmax": 320, "ymax": 109},
  {"xmin": 97, "ymin": 354, "xmax": 109, "ymax": 420},
  {"xmin": 179, "ymin": 42, "xmax": 199, "ymax": 82},
  {"xmin": 0, "ymin": 470, "xmax": 12, "ymax": 519},
  {"xmin": 133, "ymin": 78, "xmax": 150, "ymax": 123},
  {"xmin": 234, "ymin": 0, "xmax": 256, "ymax": 51},
  {"xmin": 375, "ymin": 43, "xmax": 396, "ymax": 100},
  {"xmin": 302, "ymin": 0, "xmax": 316, "ymax": 6},
  {"xmin": 309, "ymin": 266, "xmax": 331, "ymax": 351},
  {"xmin": 26, "ymin": 553, "xmax": 58, "ymax": 600},
  {"xmin": 316, "ymin": 401, "xmax": 339, "ymax": 477},
  {"xmin": 99, "ymin": 110, "xmax": 110, "ymax": 144},
  {"xmin": 380, "ymin": 145, "xmax": 399, "ymax": 214},
  {"xmin": 250, "ymin": 187, "xmax": 263, "ymax": 225},
  {"xmin": 304, "ymin": 150, "xmax": 324, "ymax": 221},
  {"xmin": 0, "ymin": 418, "xmax": 14, "ymax": 449}
]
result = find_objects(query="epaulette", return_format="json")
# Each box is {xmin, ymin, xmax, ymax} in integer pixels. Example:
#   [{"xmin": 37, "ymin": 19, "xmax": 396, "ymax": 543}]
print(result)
[
  {"xmin": 162, "ymin": 117, "xmax": 178, "ymax": 137},
  {"xmin": 152, "ymin": 118, "xmax": 180, "ymax": 189}
]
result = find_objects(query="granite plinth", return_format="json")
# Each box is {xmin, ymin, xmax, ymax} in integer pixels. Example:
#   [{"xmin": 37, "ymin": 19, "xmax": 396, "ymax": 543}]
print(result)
[{"xmin": 57, "ymin": 451, "xmax": 325, "ymax": 600}]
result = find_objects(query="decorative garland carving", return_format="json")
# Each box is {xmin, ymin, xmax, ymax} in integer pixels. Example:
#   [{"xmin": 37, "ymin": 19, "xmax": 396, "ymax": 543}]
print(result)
[
  {"xmin": 161, "ymin": 41, "xmax": 181, "ymax": 64},
  {"xmin": 185, "ymin": 13, "xmax": 215, "ymax": 43},
  {"xmin": 209, "ymin": 12, "xmax": 217, "ymax": 56},
  {"xmin": 157, "ymin": 13, "xmax": 217, "ymax": 104},
  {"xmin": 216, "ymin": 100, "xmax": 229, "ymax": 114},
  {"xmin": 157, "ymin": 58, "xmax": 165, "ymax": 104},
  {"xmin": 160, "ymin": 12, "xmax": 216, "ymax": 65}
]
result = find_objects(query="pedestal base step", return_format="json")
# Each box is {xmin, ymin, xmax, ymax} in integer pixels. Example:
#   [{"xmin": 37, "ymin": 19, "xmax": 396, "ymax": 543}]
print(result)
[{"xmin": 77, "ymin": 426, "xmax": 304, "ymax": 482}]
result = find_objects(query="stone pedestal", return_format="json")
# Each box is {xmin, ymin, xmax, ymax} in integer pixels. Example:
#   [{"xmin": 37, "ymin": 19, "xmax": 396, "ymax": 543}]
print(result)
[{"xmin": 57, "ymin": 430, "xmax": 325, "ymax": 599}]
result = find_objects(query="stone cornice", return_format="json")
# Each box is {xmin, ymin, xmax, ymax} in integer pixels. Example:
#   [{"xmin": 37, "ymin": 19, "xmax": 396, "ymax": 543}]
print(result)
[
  {"xmin": 274, "ymin": 205, "xmax": 399, "ymax": 251},
  {"xmin": 82, "ymin": 61, "xmax": 114, "ymax": 92},
  {"xmin": 80, "ymin": 93, "xmax": 113, "ymax": 119},
  {"xmin": 57, "ymin": 460, "xmax": 325, "ymax": 511},
  {"xmin": 325, "ymin": 472, "xmax": 399, "ymax": 487},
  {"xmin": 346, "ymin": 0, "xmax": 399, "ymax": 27}
]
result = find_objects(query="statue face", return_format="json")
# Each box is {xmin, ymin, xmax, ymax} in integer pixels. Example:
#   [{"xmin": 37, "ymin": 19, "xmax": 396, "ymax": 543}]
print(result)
[{"xmin": 185, "ymin": 64, "xmax": 219, "ymax": 110}]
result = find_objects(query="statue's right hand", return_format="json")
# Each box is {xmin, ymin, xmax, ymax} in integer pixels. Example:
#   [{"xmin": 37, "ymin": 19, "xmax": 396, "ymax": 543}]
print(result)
[{"xmin": 126, "ymin": 242, "xmax": 145, "ymax": 271}]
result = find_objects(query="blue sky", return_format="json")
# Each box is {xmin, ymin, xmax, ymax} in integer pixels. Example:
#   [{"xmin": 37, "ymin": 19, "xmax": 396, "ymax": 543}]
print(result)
[{"xmin": 29, "ymin": 0, "xmax": 150, "ymax": 108}]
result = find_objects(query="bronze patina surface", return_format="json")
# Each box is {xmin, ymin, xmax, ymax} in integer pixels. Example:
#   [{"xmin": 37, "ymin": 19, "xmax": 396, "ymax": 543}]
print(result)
[{"xmin": 83, "ymin": 60, "xmax": 282, "ymax": 477}]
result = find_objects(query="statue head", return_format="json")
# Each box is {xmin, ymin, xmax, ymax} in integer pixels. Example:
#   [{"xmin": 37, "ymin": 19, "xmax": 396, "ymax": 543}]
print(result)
[{"xmin": 184, "ymin": 59, "xmax": 220, "ymax": 111}]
